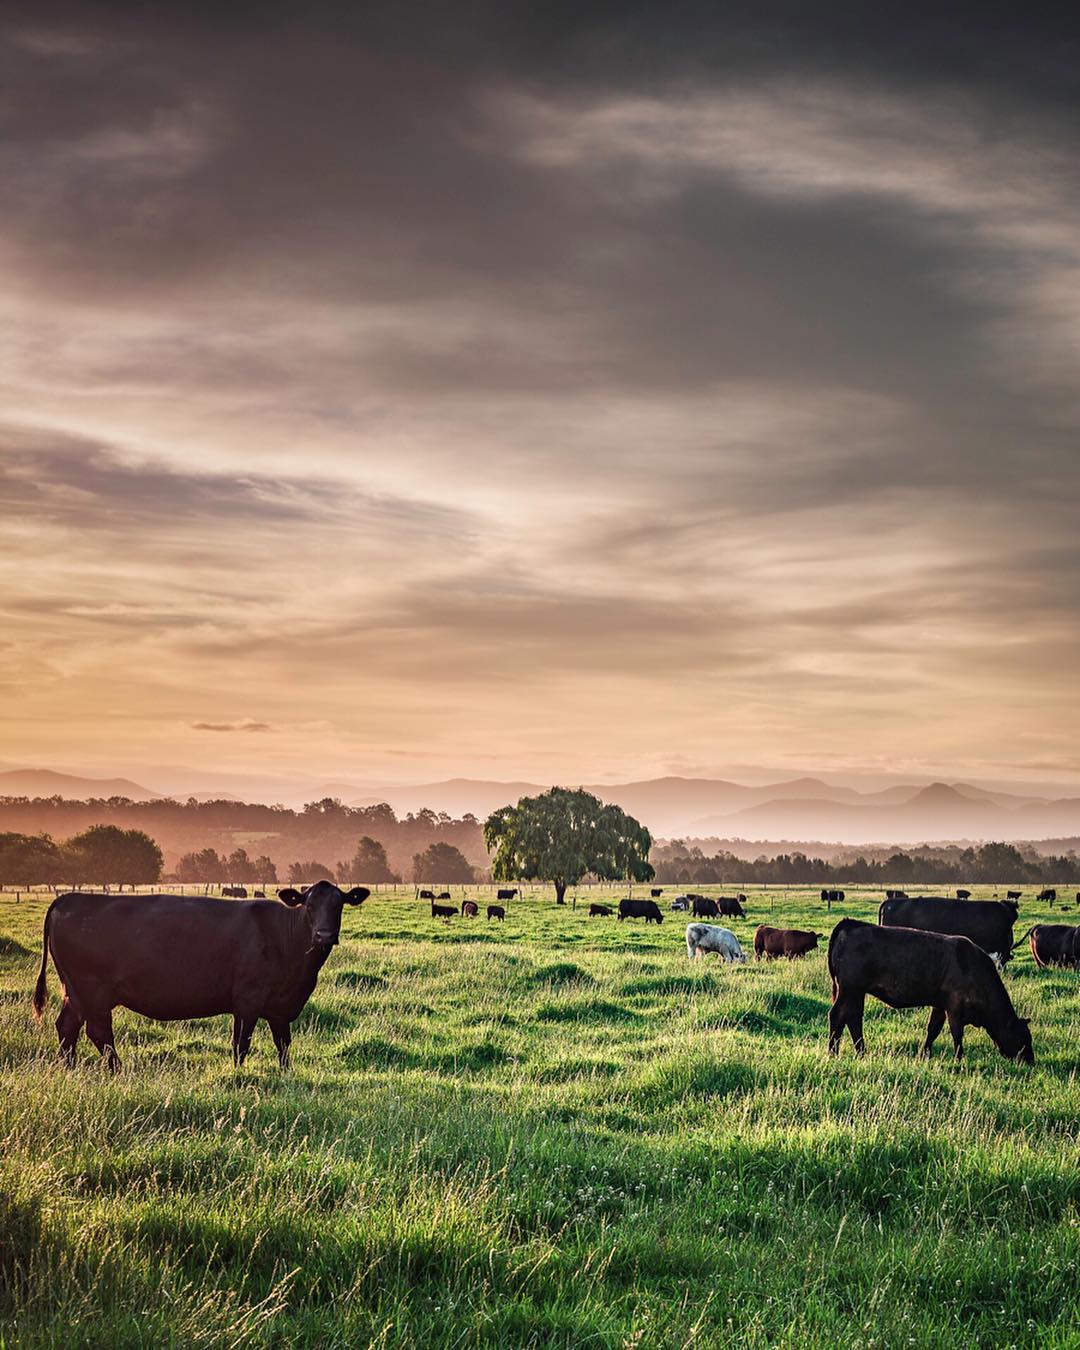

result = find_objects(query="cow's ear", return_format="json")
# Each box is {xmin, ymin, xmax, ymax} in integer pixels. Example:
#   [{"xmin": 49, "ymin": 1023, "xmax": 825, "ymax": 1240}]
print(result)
[
  {"xmin": 278, "ymin": 888, "xmax": 305, "ymax": 906},
  {"xmin": 344, "ymin": 887, "xmax": 369, "ymax": 905}
]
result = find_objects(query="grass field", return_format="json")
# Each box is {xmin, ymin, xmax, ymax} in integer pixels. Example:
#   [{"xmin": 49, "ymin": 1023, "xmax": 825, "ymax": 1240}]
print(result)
[{"xmin": 1, "ymin": 883, "xmax": 1079, "ymax": 1347}]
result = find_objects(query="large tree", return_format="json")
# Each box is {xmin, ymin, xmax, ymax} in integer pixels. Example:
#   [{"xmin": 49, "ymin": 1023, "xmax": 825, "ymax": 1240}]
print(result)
[
  {"xmin": 338, "ymin": 835, "xmax": 399, "ymax": 884},
  {"xmin": 484, "ymin": 787, "xmax": 653, "ymax": 905},
  {"xmin": 0, "ymin": 832, "xmax": 63, "ymax": 886},
  {"xmin": 63, "ymin": 824, "xmax": 163, "ymax": 886},
  {"xmin": 412, "ymin": 841, "xmax": 475, "ymax": 884}
]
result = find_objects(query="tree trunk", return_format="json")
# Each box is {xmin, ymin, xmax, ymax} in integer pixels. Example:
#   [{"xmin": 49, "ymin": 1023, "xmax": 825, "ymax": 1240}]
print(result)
[{"xmin": 555, "ymin": 880, "xmax": 567, "ymax": 905}]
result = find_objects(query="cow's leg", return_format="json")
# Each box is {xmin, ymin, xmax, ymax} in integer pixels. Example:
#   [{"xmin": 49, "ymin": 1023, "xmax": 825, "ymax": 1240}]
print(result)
[
  {"xmin": 269, "ymin": 1020, "xmax": 292, "ymax": 1070},
  {"xmin": 55, "ymin": 999, "xmax": 83, "ymax": 1067},
  {"xmin": 845, "ymin": 992, "xmax": 866, "ymax": 1054},
  {"xmin": 947, "ymin": 1010, "xmax": 965, "ymax": 1061},
  {"xmin": 828, "ymin": 991, "xmax": 848, "ymax": 1056},
  {"xmin": 233, "ymin": 1015, "xmax": 257, "ymax": 1067},
  {"xmin": 921, "ymin": 1006, "xmax": 946, "ymax": 1057},
  {"xmin": 85, "ymin": 1010, "xmax": 121, "ymax": 1073}
]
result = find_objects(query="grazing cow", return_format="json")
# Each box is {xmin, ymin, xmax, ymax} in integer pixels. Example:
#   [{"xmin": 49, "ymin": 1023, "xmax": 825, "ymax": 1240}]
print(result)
[
  {"xmin": 496, "ymin": 889, "xmax": 518, "ymax": 901},
  {"xmin": 1007, "ymin": 891, "xmax": 1022, "ymax": 901},
  {"xmin": 437, "ymin": 892, "xmax": 452, "ymax": 901},
  {"xmin": 716, "ymin": 896, "xmax": 746, "ymax": 918},
  {"xmin": 431, "ymin": 902, "xmax": 455, "ymax": 919},
  {"xmin": 691, "ymin": 896, "xmax": 719, "ymax": 919},
  {"xmin": 885, "ymin": 889, "xmax": 908, "ymax": 900},
  {"xmin": 1037, "ymin": 888, "xmax": 1057, "ymax": 907},
  {"xmin": 878, "ymin": 896, "xmax": 1019, "ymax": 967},
  {"xmin": 651, "ymin": 888, "xmax": 663, "ymax": 898},
  {"xmin": 487, "ymin": 904, "xmax": 505, "ymax": 921},
  {"xmin": 461, "ymin": 900, "xmax": 478, "ymax": 917},
  {"xmin": 821, "ymin": 888, "xmax": 845, "ymax": 904},
  {"xmin": 956, "ymin": 889, "xmax": 972, "ymax": 900},
  {"xmin": 1027, "ymin": 924, "xmax": 1080, "ymax": 969},
  {"xmin": 419, "ymin": 890, "xmax": 435, "ymax": 901},
  {"xmin": 827, "ymin": 918, "xmax": 1033, "ymax": 1063},
  {"xmin": 589, "ymin": 903, "xmax": 614, "ymax": 917},
  {"xmin": 686, "ymin": 923, "xmax": 746, "ymax": 962},
  {"xmin": 222, "ymin": 886, "xmax": 248, "ymax": 899},
  {"xmin": 670, "ymin": 897, "xmax": 689, "ymax": 912},
  {"xmin": 618, "ymin": 898, "xmax": 663, "ymax": 924},
  {"xmin": 755, "ymin": 926, "xmax": 821, "ymax": 960},
  {"xmin": 32, "ymin": 881, "xmax": 369, "ymax": 1070}
]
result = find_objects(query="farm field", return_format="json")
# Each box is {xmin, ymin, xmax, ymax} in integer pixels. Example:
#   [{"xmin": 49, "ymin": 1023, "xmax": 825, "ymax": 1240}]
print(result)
[{"xmin": 1, "ymin": 884, "xmax": 1079, "ymax": 1347}]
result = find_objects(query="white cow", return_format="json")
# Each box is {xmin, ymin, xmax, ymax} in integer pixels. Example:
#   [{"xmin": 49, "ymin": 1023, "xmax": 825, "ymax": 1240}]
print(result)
[{"xmin": 686, "ymin": 923, "xmax": 746, "ymax": 962}]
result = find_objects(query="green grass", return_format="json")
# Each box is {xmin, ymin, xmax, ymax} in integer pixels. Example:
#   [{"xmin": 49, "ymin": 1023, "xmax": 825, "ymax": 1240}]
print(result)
[{"xmin": 1, "ymin": 884, "xmax": 1078, "ymax": 1347}]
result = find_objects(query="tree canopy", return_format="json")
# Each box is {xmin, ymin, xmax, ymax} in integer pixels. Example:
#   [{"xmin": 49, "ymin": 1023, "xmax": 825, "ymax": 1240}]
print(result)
[
  {"xmin": 484, "ymin": 787, "xmax": 653, "ymax": 904},
  {"xmin": 338, "ymin": 836, "xmax": 400, "ymax": 884},
  {"xmin": 65, "ymin": 825, "xmax": 163, "ymax": 885},
  {"xmin": 412, "ymin": 841, "xmax": 475, "ymax": 884}
]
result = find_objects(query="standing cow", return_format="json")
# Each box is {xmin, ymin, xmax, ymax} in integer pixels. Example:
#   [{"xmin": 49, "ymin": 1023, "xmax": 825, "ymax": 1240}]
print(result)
[
  {"xmin": 1037, "ymin": 888, "xmax": 1057, "ymax": 907},
  {"xmin": 618, "ymin": 898, "xmax": 663, "ymax": 924},
  {"xmin": 461, "ymin": 900, "xmax": 478, "ymax": 917},
  {"xmin": 486, "ymin": 904, "xmax": 505, "ymax": 921},
  {"xmin": 754, "ymin": 926, "xmax": 821, "ymax": 960},
  {"xmin": 32, "ymin": 881, "xmax": 369, "ymax": 1070},
  {"xmin": 1027, "ymin": 924, "xmax": 1080, "ymax": 968},
  {"xmin": 716, "ymin": 896, "xmax": 746, "ymax": 918},
  {"xmin": 878, "ymin": 896, "xmax": 1019, "ymax": 967},
  {"xmin": 691, "ymin": 896, "xmax": 719, "ymax": 919}
]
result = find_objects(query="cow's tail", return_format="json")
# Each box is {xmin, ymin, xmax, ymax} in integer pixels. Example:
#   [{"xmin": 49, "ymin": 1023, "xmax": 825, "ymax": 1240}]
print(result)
[
  {"xmin": 1011, "ymin": 925, "xmax": 1037, "ymax": 954},
  {"xmin": 877, "ymin": 900, "xmax": 888, "ymax": 926},
  {"xmin": 32, "ymin": 902, "xmax": 56, "ymax": 1021}
]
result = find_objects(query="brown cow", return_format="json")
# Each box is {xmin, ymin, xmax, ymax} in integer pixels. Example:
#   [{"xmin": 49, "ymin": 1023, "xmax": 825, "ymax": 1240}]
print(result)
[
  {"xmin": 827, "ymin": 918, "xmax": 1033, "ymax": 1063},
  {"xmin": 487, "ymin": 904, "xmax": 505, "ymax": 921},
  {"xmin": 754, "ymin": 926, "xmax": 821, "ymax": 960},
  {"xmin": 1028, "ymin": 924, "xmax": 1080, "ymax": 969},
  {"xmin": 32, "ymin": 881, "xmax": 368, "ymax": 1071},
  {"xmin": 461, "ymin": 900, "xmax": 479, "ymax": 917}
]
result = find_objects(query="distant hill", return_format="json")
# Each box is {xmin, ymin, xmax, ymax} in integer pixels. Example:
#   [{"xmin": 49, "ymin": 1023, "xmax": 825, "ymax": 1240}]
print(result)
[{"xmin": 0, "ymin": 769, "xmax": 158, "ymax": 802}]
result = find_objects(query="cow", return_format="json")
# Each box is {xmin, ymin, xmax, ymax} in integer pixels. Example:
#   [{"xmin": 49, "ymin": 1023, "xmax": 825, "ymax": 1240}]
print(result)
[
  {"xmin": 1037, "ymin": 888, "xmax": 1057, "ymax": 907},
  {"xmin": 956, "ymin": 889, "xmax": 972, "ymax": 900},
  {"xmin": 755, "ymin": 926, "xmax": 821, "ymax": 960},
  {"xmin": 487, "ymin": 904, "xmax": 505, "ymax": 921},
  {"xmin": 716, "ymin": 896, "xmax": 746, "ymax": 918},
  {"xmin": 431, "ymin": 902, "xmax": 455, "ymax": 919},
  {"xmin": 827, "ymin": 918, "xmax": 1034, "ymax": 1064},
  {"xmin": 437, "ymin": 892, "xmax": 452, "ymax": 901},
  {"xmin": 1027, "ymin": 924, "xmax": 1080, "ymax": 969},
  {"xmin": 1006, "ymin": 891, "xmax": 1022, "ymax": 901},
  {"xmin": 686, "ymin": 923, "xmax": 746, "ymax": 963},
  {"xmin": 32, "ymin": 881, "xmax": 369, "ymax": 1071},
  {"xmin": 885, "ymin": 889, "xmax": 908, "ymax": 900},
  {"xmin": 618, "ymin": 898, "xmax": 663, "ymax": 924},
  {"xmin": 691, "ymin": 896, "xmax": 719, "ymax": 919},
  {"xmin": 496, "ymin": 889, "xmax": 518, "ymax": 901},
  {"xmin": 418, "ymin": 890, "xmax": 435, "ymax": 901},
  {"xmin": 461, "ymin": 900, "xmax": 478, "ymax": 917},
  {"xmin": 253, "ymin": 890, "xmax": 267, "ymax": 899},
  {"xmin": 589, "ymin": 903, "xmax": 613, "ymax": 917},
  {"xmin": 821, "ymin": 888, "xmax": 844, "ymax": 904},
  {"xmin": 1076, "ymin": 893, "xmax": 1080, "ymax": 908},
  {"xmin": 670, "ymin": 897, "xmax": 689, "ymax": 912},
  {"xmin": 650, "ymin": 888, "xmax": 663, "ymax": 898},
  {"xmin": 878, "ymin": 896, "xmax": 1019, "ymax": 967},
  {"xmin": 222, "ymin": 886, "xmax": 248, "ymax": 898}
]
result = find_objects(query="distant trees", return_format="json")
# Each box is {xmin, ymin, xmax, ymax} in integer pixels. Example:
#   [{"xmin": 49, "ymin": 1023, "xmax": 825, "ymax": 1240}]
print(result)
[
  {"xmin": 338, "ymin": 836, "xmax": 399, "ymax": 884},
  {"xmin": 412, "ymin": 842, "xmax": 475, "ymax": 884},
  {"xmin": 176, "ymin": 848, "xmax": 225, "ymax": 884},
  {"xmin": 484, "ymin": 787, "xmax": 653, "ymax": 905},
  {"xmin": 0, "ymin": 832, "xmax": 63, "ymax": 886},
  {"xmin": 288, "ymin": 860, "xmax": 339, "ymax": 885},
  {"xmin": 63, "ymin": 825, "xmax": 163, "ymax": 885}
]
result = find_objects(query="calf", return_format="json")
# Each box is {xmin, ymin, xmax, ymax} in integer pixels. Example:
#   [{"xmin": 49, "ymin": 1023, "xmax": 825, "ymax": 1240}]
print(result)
[
  {"xmin": 670, "ymin": 897, "xmax": 689, "ymax": 912},
  {"xmin": 828, "ymin": 917, "xmax": 1033, "ymax": 1063},
  {"xmin": 32, "ymin": 881, "xmax": 368, "ymax": 1070},
  {"xmin": 618, "ymin": 898, "xmax": 663, "ymax": 924},
  {"xmin": 461, "ymin": 900, "xmax": 478, "ymax": 917},
  {"xmin": 589, "ymin": 903, "xmax": 613, "ymax": 917},
  {"xmin": 716, "ymin": 896, "xmax": 746, "ymax": 918},
  {"xmin": 686, "ymin": 923, "xmax": 745, "ymax": 963},
  {"xmin": 754, "ymin": 926, "xmax": 821, "ymax": 960},
  {"xmin": 431, "ymin": 902, "xmax": 455, "ymax": 919},
  {"xmin": 956, "ymin": 889, "xmax": 972, "ymax": 900},
  {"xmin": 487, "ymin": 904, "xmax": 505, "ymax": 921},
  {"xmin": 1028, "ymin": 924, "xmax": 1080, "ymax": 969},
  {"xmin": 650, "ymin": 888, "xmax": 663, "ymax": 898},
  {"xmin": 691, "ymin": 896, "xmax": 719, "ymax": 919}
]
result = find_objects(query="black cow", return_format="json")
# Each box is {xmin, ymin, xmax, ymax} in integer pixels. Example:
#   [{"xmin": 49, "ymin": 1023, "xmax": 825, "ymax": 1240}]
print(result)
[
  {"xmin": 716, "ymin": 896, "xmax": 746, "ymax": 918},
  {"xmin": 1028, "ymin": 924, "xmax": 1080, "ymax": 968},
  {"xmin": 589, "ymin": 903, "xmax": 613, "ymax": 917},
  {"xmin": 821, "ymin": 889, "xmax": 844, "ymax": 905},
  {"xmin": 651, "ymin": 888, "xmax": 663, "ymax": 898},
  {"xmin": 222, "ymin": 886, "xmax": 248, "ymax": 898},
  {"xmin": 419, "ymin": 890, "xmax": 435, "ymax": 901},
  {"xmin": 32, "ymin": 881, "xmax": 368, "ymax": 1069},
  {"xmin": 496, "ymin": 889, "xmax": 518, "ymax": 901},
  {"xmin": 692, "ymin": 896, "xmax": 719, "ymax": 919},
  {"xmin": 618, "ymin": 898, "xmax": 663, "ymax": 924},
  {"xmin": 878, "ymin": 896, "xmax": 1019, "ymax": 966},
  {"xmin": 1037, "ymin": 888, "xmax": 1057, "ymax": 907},
  {"xmin": 431, "ymin": 903, "xmax": 455, "ymax": 919},
  {"xmin": 487, "ymin": 905, "xmax": 505, "ymax": 921},
  {"xmin": 956, "ymin": 889, "xmax": 972, "ymax": 900},
  {"xmin": 437, "ymin": 892, "xmax": 452, "ymax": 901},
  {"xmin": 828, "ymin": 918, "xmax": 1033, "ymax": 1063},
  {"xmin": 253, "ymin": 890, "xmax": 267, "ymax": 899},
  {"xmin": 1006, "ymin": 891, "xmax": 1022, "ymax": 901},
  {"xmin": 885, "ymin": 889, "xmax": 907, "ymax": 900}
]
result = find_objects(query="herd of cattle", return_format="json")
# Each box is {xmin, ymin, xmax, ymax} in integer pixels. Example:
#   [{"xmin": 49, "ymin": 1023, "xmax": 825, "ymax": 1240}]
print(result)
[{"xmin": 25, "ymin": 881, "xmax": 1079, "ymax": 1071}]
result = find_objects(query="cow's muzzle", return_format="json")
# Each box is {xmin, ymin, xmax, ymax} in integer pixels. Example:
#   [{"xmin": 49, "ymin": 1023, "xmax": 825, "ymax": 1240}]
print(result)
[{"xmin": 312, "ymin": 931, "xmax": 339, "ymax": 948}]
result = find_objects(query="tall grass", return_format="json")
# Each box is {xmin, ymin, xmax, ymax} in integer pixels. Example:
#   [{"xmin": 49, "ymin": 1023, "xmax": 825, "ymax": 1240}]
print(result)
[{"xmin": 1, "ymin": 886, "xmax": 1078, "ymax": 1346}]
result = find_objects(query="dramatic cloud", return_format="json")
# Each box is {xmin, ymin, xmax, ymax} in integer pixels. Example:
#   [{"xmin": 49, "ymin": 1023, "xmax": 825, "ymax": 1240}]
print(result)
[{"xmin": 1, "ymin": 4, "xmax": 1078, "ymax": 793}]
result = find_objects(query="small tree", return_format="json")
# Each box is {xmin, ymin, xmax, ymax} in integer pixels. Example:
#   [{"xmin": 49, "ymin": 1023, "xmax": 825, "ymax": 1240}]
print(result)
[
  {"xmin": 225, "ymin": 848, "xmax": 254, "ymax": 883},
  {"xmin": 253, "ymin": 854, "xmax": 278, "ymax": 884},
  {"xmin": 176, "ymin": 847, "xmax": 225, "ymax": 884},
  {"xmin": 63, "ymin": 825, "xmax": 163, "ymax": 886},
  {"xmin": 0, "ymin": 832, "xmax": 63, "ymax": 887},
  {"xmin": 338, "ymin": 836, "xmax": 399, "ymax": 884},
  {"xmin": 412, "ymin": 842, "xmax": 475, "ymax": 884},
  {"xmin": 288, "ymin": 859, "xmax": 338, "ymax": 885},
  {"xmin": 484, "ymin": 787, "xmax": 653, "ymax": 905}
]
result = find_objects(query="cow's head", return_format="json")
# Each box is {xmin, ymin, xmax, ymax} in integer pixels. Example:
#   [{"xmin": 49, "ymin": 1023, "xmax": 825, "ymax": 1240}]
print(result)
[
  {"xmin": 277, "ymin": 880, "xmax": 369, "ymax": 948},
  {"xmin": 1002, "ymin": 1015, "xmax": 1034, "ymax": 1065}
]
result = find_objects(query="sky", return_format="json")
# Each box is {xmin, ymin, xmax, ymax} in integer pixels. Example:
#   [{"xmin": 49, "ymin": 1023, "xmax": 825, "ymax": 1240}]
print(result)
[{"xmin": 2, "ymin": 2, "xmax": 1080, "ymax": 795}]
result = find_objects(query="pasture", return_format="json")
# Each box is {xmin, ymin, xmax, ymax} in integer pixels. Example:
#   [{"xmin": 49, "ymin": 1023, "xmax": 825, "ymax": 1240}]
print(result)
[{"xmin": 1, "ymin": 884, "xmax": 1079, "ymax": 1347}]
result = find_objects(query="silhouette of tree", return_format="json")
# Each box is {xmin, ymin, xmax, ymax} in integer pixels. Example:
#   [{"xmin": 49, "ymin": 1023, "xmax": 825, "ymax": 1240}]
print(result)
[
  {"xmin": 63, "ymin": 824, "xmax": 163, "ymax": 885},
  {"xmin": 288, "ymin": 859, "xmax": 339, "ymax": 885},
  {"xmin": 412, "ymin": 841, "xmax": 475, "ymax": 883},
  {"xmin": 338, "ymin": 836, "xmax": 399, "ymax": 884}
]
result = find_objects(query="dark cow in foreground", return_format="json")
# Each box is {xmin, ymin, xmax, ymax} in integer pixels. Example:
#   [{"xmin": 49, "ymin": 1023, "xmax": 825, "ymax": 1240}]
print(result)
[
  {"xmin": 1007, "ymin": 891, "xmax": 1022, "ymax": 901},
  {"xmin": 716, "ymin": 896, "xmax": 746, "ymax": 918},
  {"xmin": 418, "ymin": 890, "xmax": 435, "ymax": 901},
  {"xmin": 222, "ymin": 886, "xmax": 248, "ymax": 898},
  {"xmin": 496, "ymin": 889, "xmax": 518, "ymax": 901},
  {"xmin": 487, "ymin": 904, "xmax": 505, "ymax": 921},
  {"xmin": 878, "ymin": 896, "xmax": 1019, "ymax": 966},
  {"xmin": 956, "ymin": 889, "xmax": 971, "ymax": 900},
  {"xmin": 618, "ymin": 898, "xmax": 663, "ymax": 924},
  {"xmin": 32, "ymin": 881, "xmax": 369, "ymax": 1071},
  {"xmin": 589, "ymin": 903, "xmax": 613, "ymax": 917},
  {"xmin": 691, "ymin": 896, "xmax": 719, "ymax": 919},
  {"xmin": 1028, "ymin": 924, "xmax": 1080, "ymax": 969},
  {"xmin": 828, "ymin": 918, "xmax": 1033, "ymax": 1063},
  {"xmin": 461, "ymin": 900, "xmax": 478, "ymax": 917},
  {"xmin": 754, "ymin": 926, "xmax": 821, "ymax": 960},
  {"xmin": 431, "ymin": 902, "xmax": 455, "ymax": 918}
]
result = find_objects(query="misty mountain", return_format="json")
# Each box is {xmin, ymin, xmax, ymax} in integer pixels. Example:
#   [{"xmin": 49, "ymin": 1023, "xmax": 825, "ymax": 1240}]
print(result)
[{"xmin": 0, "ymin": 769, "xmax": 158, "ymax": 802}]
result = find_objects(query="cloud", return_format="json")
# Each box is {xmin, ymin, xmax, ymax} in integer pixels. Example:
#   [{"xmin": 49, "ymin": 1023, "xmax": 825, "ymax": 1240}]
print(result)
[{"xmin": 191, "ymin": 721, "xmax": 274, "ymax": 734}]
